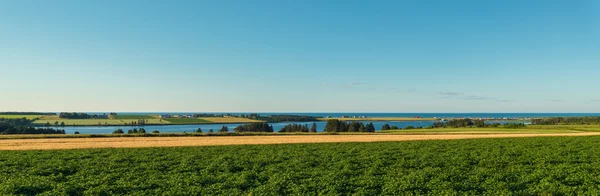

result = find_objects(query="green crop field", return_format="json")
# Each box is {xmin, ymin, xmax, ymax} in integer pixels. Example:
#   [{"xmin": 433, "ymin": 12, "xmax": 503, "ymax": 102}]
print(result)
[
  {"xmin": 2, "ymin": 136, "xmax": 600, "ymax": 195},
  {"xmin": 164, "ymin": 118, "xmax": 210, "ymax": 124},
  {"xmin": 111, "ymin": 115, "xmax": 157, "ymax": 119}
]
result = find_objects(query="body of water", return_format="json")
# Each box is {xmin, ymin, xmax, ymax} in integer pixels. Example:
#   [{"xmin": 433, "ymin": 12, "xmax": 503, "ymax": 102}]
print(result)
[
  {"xmin": 60, "ymin": 121, "xmax": 438, "ymax": 134},
  {"xmin": 82, "ymin": 112, "xmax": 600, "ymax": 119}
]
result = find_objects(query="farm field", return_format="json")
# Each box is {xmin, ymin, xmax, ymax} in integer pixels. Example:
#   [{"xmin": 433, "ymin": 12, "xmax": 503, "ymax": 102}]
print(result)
[
  {"xmin": 2, "ymin": 132, "xmax": 600, "ymax": 150},
  {"xmin": 111, "ymin": 115, "xmax": 156, "ymax": 119},
  {"xmin": 32, "ymin": 117, "xmax": 261, "ymax": 126},
  {"xmin": 33, "ymin": 119, "xmax": 171, "ymax": 126},
  {"xmin": 0, "ymin": 115, "xmax": 45, "ymax": 120},
  {"xmin": 2, "ymin": 136, "xmax": 600, "ymax": 195},
  {"xmin": 318, "ymin": 117, "xmax": 437, "ymax": 121},
  {"xmin": 200, "ymin": 117, "xmax": 264, "ymax": 123},
  {"xmin": 163, "ymin": 118, "xmax": 211, "ymax": 124}
]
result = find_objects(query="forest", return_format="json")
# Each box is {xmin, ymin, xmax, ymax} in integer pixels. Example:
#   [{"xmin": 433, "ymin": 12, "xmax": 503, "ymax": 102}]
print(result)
[
  {"xmin": 59, "ymin": 112, "xmax": 108, "ymax": 119},
  {"xmin": 0, "ymin": 118, "xmax": 65, "ymax": 134},
  {"xmin": 234, "ymin": 122, "xmax": 274, "ymax": 133},
  {"xmin": 324, "ymin": 120, "xmax": 375, "ymax": 132}
]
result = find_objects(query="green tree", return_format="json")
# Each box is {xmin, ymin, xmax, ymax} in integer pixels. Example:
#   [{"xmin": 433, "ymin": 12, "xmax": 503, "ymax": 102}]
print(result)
[
  {"xmin": 152, "ymin": 130, "xmax": 160, "ymax": 134},
  {"xmin": 309, "ymin": 123, "xmax": 317, "ymax": 132},
  {"xmin": 381, "ymin": 124, "xmax": 391, "ymax": 130},
  {"xmin": 139, "ymin": 128, "xmax": 146, "ymax": 134},
  {"xmin": 209, "ymin": 129, "xmax": 214, "ymax": 133},
  {"xmin": 74, "ymin": 131, "xmax": 80, "ymax": 134},
  {"xmin": 113, "ymin": 129, "xmax": 124, "ymax": 134},
  {"xmin": 44, "ymin": 122, "xmax": 50, "ymax": 127},
  {"xmin": 60, "ymin": 122, "xmax": 65, "ymax": 126},
  {"xmin": 219, "ymin": 126, "xmax": 229, "ymax": 133},
  {"xmin": 54, "ymin": 121, "xmax": 59, "ymax": 126},
  {"xmin": 365, "ymin": 122, "xmax": 375, "ymax": 132},
  {"xmin": 196, "ymin": 128, "xmax": 203, "ymax": 133}
]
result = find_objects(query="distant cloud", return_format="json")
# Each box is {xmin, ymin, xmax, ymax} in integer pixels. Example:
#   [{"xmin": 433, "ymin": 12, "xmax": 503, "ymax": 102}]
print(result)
[
  {"xmin": 341, "ymin": 82, "xmax": 363, "ymax": 89},
  {"xmin": 462, "ymin": 95, "xmax": 494, "ymax": 100},
  {"xmin": 438, "ymin": 92, "xmax": 463, "ymax": 96},
  {"xmin": 497, "ymin": 100, "xmax": 516, "ymax": 103}
]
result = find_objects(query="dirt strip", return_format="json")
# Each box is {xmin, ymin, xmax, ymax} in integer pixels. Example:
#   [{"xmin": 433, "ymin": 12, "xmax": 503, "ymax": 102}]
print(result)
[{"xmin": 2, "ymin": 132, "xmax": 600, "ymax": 150}]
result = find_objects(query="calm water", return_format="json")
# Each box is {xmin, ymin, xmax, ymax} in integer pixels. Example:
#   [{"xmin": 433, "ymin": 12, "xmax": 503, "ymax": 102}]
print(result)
[
  {"xmin": 84, "ymin": 112, "xmax": 600, "ymax": 118},
  {"xmin": 60, "ymin": 121, "xmax": 438, "ymax": 134}
]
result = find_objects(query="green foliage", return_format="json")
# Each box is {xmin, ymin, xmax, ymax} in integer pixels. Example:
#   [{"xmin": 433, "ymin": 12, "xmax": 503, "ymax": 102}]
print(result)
[
  {"xmin": 309, "ymin": 123, "xmax": 317, "ymax": 132},
  {"xmin": 219, "ymin": 126, "xmax": 229, "ymax": 133},
  {"xmin": 3, "ymin": 137, "xmax": 600, "ymax": 194},
  {"xmin": 0, "ymin": 118, "xmax": 65, "ymax": 134},
  {"xmin": 234, "ymin": 123, "xmax": 273, "ymax": 133},
  {"xmin": 324, "ymin": 120, "xmax": 374, "ymax": 132},
  {"xmin": 112, "ymin": 129, "xmax": 124, "ymax": 134},
  {"xmin": 532, "ymin": 117, "xmax": 600, "ymax": 125},
  {"xmin": 195, "ymin": 128, "xmax": 203, "ymax": 133},
  {"xmin": 59, "ymin": 112, "xmax": 108, "ymax": 119},
  {"xmin": 433, "ymin": 119, "xmax": 525, "ymax": 129},
  {"xmin": 151, "ymin": 130, "xmax": 160, "ymax": 134},
  {"xmin": 381, "ymin": 124, "xmax": 391, "ymax": 130},
  {"xmin": 279, "ymin": 124, "xmax": 309, "ymax": 132}
]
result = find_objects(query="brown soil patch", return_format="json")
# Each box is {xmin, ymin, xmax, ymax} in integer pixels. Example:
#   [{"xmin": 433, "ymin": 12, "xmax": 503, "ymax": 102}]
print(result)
[{"xmin": 2, "ymin": 133, "xmax": 600, "ymax": 151}]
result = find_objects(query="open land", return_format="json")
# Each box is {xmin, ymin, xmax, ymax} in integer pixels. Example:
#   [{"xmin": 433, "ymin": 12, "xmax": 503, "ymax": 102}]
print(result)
[
  {"xmin": 1, "ymin": 128, "xmax": 600, "ymax": 150},
  {"xmin": 31, "ymin": 116, "xmax": 264, "ymax": 126},
  {"xmin": 2, "ymin": 136, "xmax": 600, "ymax": 195}
]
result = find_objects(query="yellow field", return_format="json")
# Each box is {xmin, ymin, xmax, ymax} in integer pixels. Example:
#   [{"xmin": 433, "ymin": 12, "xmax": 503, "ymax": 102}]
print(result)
[
  {"xmin": 2, "ymin": 132, "xmax": 600, "ymax": 150},
  {"xmin": 0, "ymin": 115, "xmax": 45, "ymax": 120},
  {"xmin": 200, "ymin": 117, "xmax": 264, "ymax": 123},
  {"xmin": 318, "ymin": 117, "xmax": 437, "ymax": 121}
]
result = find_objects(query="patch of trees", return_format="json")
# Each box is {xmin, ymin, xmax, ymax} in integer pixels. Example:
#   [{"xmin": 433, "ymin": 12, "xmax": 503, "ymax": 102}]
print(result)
[
  {"xmin": 0, "ymin": 112, "xmax": 56, "ymax": 115},
  {"xmin": 324, "ymin": 120, "xmax": 375, "ymax": 132},
  {"xmin": 0, "ymin": 118, "xmax": 65, "ymax": 134},
  {"xmin": 279, "ymin": 124, "xmax": 309, "ymax": 132},
  {"xmin": 127, "ymin": 128, "xmax": 147, "ymax": 134},
  {"xmin": 234, "ymin": 123, "xmax": 274, "ymax": 133},
  {"xmin": 219, "ymin": 126, "xmax": 229, "ymax": 133},
  {"xmin": 432, "ymin": 119, "xmax": 524, "ymax": 128},
  {"xmin": 192, "ymin": 113, "xmax": 223, "ymax": 118},
  {"xmin": 532, "ymin": 117, "xmax": 600, "ymax": 125},
  {"xmin": 59, "ymin": 112, "xmax": 108, "ymax": 119},
  {"xmin": 381, "ymin": 124, "xmax": 401, "ymax": 130}
]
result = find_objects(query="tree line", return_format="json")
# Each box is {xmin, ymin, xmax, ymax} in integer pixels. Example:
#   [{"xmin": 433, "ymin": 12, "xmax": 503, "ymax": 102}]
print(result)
[
  {"xmin": 0, "ymin": 112, "xmax": 56, "ymax": 115},
  {"xmin": 59, "ymin": 112, "xmax": 108, "ymax": 119},
  {"xmin": 279, "ymin": 123, "xmax": 318, "ymax": 133},
  {"xmin": 0, "ymin": 118, "xmax": 65, "ymax": 134},
  {"xmin": 532, "ymin": 117, "xmax": 600, "ymax": 125},
  {"xmin": 324, "ymin": 120, "xmax": 375, "ymax": 132},
  {"xmin": 234, "ymin": 123, "xmax": 274, "ymax": 133},
  {"xmin": 432, "ymin": 119, "xmax": 525, "ymax": 129}
]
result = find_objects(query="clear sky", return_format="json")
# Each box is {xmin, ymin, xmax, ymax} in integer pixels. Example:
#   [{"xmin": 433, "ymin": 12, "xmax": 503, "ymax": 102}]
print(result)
[{"xmin": 1, "ymin": 0, "xmax": 598, "ymax": 112}]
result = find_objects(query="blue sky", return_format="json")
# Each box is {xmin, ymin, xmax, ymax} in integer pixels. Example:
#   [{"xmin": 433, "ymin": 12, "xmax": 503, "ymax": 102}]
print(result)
[{"xmin": 0, "ymin": 0, "xmax": 598, "ymax": 112}]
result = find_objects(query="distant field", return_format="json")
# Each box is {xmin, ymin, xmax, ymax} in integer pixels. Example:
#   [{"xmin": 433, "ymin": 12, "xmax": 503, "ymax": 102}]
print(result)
[
  {"xmin": 33, "ymin": 119, "xmax": 171, "ymax": 126},
  {"xmin": 318, "ymin": 117, "xmax": 437, "ymax": 121},
  {"xmin": 164, "ymin": 118, "xmax": 210, "ymax": 124},
  {"xmin": 200, "ymin": 117, "xmax": 263, "ymax": 123},
  {"xmin": 111, "ymin": 115, "xmax": 156, "ymax": 119},
  {"xmin": 0, "ymin": 115, "xmax": 45, "ymax": 120}
]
